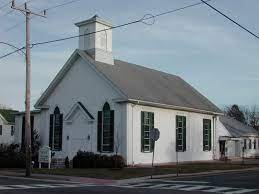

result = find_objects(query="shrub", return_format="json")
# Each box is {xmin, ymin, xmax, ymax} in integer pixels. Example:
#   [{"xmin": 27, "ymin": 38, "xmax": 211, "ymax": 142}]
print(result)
[
  {"xmin": 0, "ymin": 144, "xmax": 26, "ymax": 168},
  {"xmin": 112, "ymin": 155, "xmax": 125, "ymax": 169},
  {"xmin": 72, "ymin": 151, "xmax": 125, "ymax": 168}
]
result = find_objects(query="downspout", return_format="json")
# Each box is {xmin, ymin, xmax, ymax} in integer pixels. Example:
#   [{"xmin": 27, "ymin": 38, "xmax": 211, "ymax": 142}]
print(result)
[
  {"xmin": 212, "ymin": 115, "xmax": 217, "ymax": 160},
  {"xmin": 131, "ymin": 101, "xmax": 139, "ymax": 166}
]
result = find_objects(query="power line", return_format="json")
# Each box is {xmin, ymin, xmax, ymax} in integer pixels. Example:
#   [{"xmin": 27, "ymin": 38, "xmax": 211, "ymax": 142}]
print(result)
[
  {"xmin": 4, "ymin": 0, "xmax": 83, "ymax": 32},
  {"xmin": 0, "ymin": 41, "xmax": 25, "ymax": 54},
  {"xmin": 1, "ymin": 0, "xmax": 40, "ymax": 17},
  {"xmin": 0, "ymin": 0, "xmax": 214, "ymax": 59},
  {"xmin": 0, "ymin": 0, "xmax": 12, "ymax": 10},
  {"xmin": 45, "ymin": 0, "xmax": 82, "ymax": 12},
  {"xmin": 200, "ymin": 0, "xmax": 259, "ymax": 39},
  {"xmin": 0, "ymin": 46, "xmax": 25, "ymax": 59}
]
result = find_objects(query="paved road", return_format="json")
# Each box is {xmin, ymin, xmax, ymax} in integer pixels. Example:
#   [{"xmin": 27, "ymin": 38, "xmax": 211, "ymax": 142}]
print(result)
[{"xmin": 0, "ymin": 170, "xmax": 258, "ymax": 194}]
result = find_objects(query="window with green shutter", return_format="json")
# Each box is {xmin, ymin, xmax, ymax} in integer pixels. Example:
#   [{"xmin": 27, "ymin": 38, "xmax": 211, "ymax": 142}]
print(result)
[
  {"xmin": 141, "ymin": 111, "xmax": 154, "ymax": 152},
  {"xmin": 176, "ymin": 115, "xmax": 186, "ymax": 152},
  {"xmin": 49, "ymin": 107, "xmax": 63, "ymax": 151},
  {"xmin": 97, "ymin": 102, "xmax": 114, "ymax": 152},
  {"xmin": 203, "ymin": 119, "xmax": 211, "ymax": 151}
]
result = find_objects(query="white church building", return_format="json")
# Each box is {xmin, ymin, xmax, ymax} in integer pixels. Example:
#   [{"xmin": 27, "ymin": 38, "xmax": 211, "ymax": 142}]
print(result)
[{"xmin": 14, "ymin": 15, "xmax": 259, "ymax": 165}]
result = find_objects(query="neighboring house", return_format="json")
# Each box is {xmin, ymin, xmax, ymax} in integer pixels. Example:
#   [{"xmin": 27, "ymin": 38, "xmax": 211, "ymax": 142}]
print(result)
[
  {"xmin": 217, "ymin": 116, "xmax": 259, "ymax": 159},
  {"xmin": 15, "ymin": 15, "xmax": 225, "ymax": 165},
  {"xmin": 0, "ymin": 109, "xmax": 17, "ymax": 144}
]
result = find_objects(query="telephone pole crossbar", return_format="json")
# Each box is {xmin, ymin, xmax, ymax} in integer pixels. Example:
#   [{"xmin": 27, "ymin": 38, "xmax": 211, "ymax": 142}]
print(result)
[{"xmin": 11, "ymin": 0, "xmax": 46, "ymax": 177}]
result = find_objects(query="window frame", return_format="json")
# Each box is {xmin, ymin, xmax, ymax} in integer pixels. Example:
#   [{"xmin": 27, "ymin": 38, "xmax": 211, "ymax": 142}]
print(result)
[
  {"xmin": 97, "ymin": 103, "xmax": 114, "ymax": 153},
  {"xmin": 203, "ymin": 119, "xmax": 212, "ymax": 151},
  {"xmin": 249, "ymin": 139, "xmax": 252, "ymax": 149},
  {"xmin": 11, "ymin": 126, "xmax": 14, "ymax": 136},
  {"xmin": 141, "ymin": 111, "xmax": 154, "ymax": 153},
  {"xmin": 176, "ymin": 115, "xmax": 186, "ymax": 152},
  {"xmin": 49, "ymin": 107, "xmax": 63, "ymax": 151}
]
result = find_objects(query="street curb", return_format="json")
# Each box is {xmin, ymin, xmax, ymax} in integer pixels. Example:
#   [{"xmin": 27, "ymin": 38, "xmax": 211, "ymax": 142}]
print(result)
[
  {"xmin": 117, "ymin": 167, "xmax": 259, "ymax": 184},
  {"xmin": 0, "ymin": 174, "xmax": 80, "ymax": 184}
]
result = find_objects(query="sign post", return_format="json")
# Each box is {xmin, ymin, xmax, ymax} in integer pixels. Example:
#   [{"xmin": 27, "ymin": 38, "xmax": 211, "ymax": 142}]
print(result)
[
  {"xmin": 38, "ymin": 146, "xmax": 51, "ymax": 169},
  {"xmin": 150, "ymin": 128, "xmax": 160, "ymax": 179}
]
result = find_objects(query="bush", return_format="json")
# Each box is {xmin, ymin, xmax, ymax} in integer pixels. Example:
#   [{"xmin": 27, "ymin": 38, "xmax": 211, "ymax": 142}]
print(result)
[
  {"xmin": 0, "ymin": 144, "xmax": 26, "ymax": 168},
  {"xmin": 72, "ymin": 151, "xmax": 125, "ymax": 169}
]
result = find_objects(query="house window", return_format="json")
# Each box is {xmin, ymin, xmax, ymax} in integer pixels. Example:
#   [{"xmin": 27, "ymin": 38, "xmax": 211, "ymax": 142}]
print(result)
[
  {"xmin": 176, "ymin": 115, "xmax": 186, "ymax": 152},
  {"xmin": 203, "ymin": 119, "xmax": 211, "ymax": 151},
  {"xmin": 49, "ymin": 107, "xmax": 63, "ymax": 151},
  {"xmin": 0, "ymin": 125, "xmax": 2, "ymax": 135},
  {"xmin": 97, "ymin": 102, "xmax": 114, "ymax": 152},
  {"xmin": 244, "ymin": 139, "xmax": 247, "ymax": 149},
  {"xmin": 254, "ymin": 139, "xmax": 256, "ymax": 149},
  {"xmin": 141, "ymin": 111, "xmax": 154, "ymax": 152},
  {"xmin": 249, "ymin": 139, "xmax": 252, "ymax": 149},
  {"xmin": 11, "ymin": 126, "xmax": 14, "ymax": 136}
]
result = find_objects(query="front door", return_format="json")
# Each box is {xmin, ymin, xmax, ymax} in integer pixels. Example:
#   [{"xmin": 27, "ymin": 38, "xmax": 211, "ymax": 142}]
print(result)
[{"xmin": 219, "ymin": 140, "xmax": 226, "ymax": 159}]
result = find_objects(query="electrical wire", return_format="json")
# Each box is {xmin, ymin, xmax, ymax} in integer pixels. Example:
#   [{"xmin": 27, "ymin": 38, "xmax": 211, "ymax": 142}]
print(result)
[
  {"xmin": 1, "ymin": 0, "xmax": 41, "ymax": 17},
  {"xmin": 200, "ymin": 0, "xmax": 259, "ymax": 39},
  {"xmin": 0, "ymin": 41, "xmax": 25, "ymax": 54},
  {"xmin": 0, "ymin": 0, "xmax": 12, "ymax": 10},
  {"xmin": 0, "ymin": 0, "xmax": 215, "ymax": 59},
  {"xmin": 4, "ymin": 0, "xmax": 83, "ymax": 32}
]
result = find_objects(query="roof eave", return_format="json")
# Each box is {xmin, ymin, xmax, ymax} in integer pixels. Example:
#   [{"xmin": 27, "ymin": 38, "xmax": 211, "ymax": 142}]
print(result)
[{"xmin": 116, "ymin": 98, "xmax": 223, "ymax": 115}]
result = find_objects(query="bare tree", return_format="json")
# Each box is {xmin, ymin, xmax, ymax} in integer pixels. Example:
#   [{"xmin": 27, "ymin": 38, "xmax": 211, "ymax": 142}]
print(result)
[{"xmin": 248, "ymin": 105, "xmax": 259, "ymax": 130}]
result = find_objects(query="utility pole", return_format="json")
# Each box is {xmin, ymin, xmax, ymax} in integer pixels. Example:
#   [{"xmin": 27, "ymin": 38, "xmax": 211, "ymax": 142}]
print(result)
[{"xmin": 11, "ymin": 0, "xmax": 46, "ymax": 177}]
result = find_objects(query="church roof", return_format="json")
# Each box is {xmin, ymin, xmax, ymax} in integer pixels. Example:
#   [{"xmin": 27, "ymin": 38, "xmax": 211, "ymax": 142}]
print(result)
[
  {"xmin": 219, "ymin": 116, "xmax": 259, "ymax": 137},
  {"xmin": 35, "ymin": 49, "xmax": 222, "ymax": 115},
  {"xmin": 80, "ymin": 50, "xmax": 221, "ymax": 114}
]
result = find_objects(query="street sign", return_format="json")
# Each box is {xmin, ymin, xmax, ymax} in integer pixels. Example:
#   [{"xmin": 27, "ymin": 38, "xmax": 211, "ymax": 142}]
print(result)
[
  {"xmin": 150, "ymin": 128, "xmax": 160, "ymax": 141},
  {"xmin": 38, "ymin": 146, "xmax": 51, "ymax": 169},
  {"xmin": 150, "ymin": 128, "xmax": 160, "ymax": 179}
]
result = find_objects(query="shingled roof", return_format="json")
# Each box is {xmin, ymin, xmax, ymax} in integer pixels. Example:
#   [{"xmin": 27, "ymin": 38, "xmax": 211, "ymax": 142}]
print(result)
[
  {"xmin": 35, "ymin": 49, "xmax": 222, "ymax": 114},
  {"xmin": 219, "ymin": 116, "xmax": 259, "ymax": 137},
  {"xmin": 0, "ymin": 109, "xmax": 18, "ymax": 124},
  {"xmin": 80, "ymin": 50, "xmax": 221, "ymax": 114}
]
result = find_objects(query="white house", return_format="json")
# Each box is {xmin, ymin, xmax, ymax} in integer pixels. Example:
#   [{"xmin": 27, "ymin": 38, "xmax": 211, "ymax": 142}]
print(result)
[
  {"xmin": 15, "ymin": 15, "xmax": 257, "ymax": 166},
  {"xmin": 217, "ymin": 116, "xmax": 259, "ymax": 159},
  {"xmin": 0, "ymin": 109, "xmax": 17, "ymax": 144}
]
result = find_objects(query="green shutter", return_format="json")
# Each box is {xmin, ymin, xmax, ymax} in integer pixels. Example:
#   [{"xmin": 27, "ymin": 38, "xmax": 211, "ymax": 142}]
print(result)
[
  {"xmin": 203, "ymin": 119, "xmax": 206, "ymax": 151},
  {"xmin": 97, "ymin": 111, "xmax": 103, "ymax": 152},
  {"xmin": 203, "ymin": 119, "xmax": 211, "ymax": 151},
  {"xmin": 183, "ymin": 116, "xmax": 186, "ymax": 152},
  {"xmin": 49, "ymin": 114, "xmax": 53, "ymax": 149},
  {"xmin": 150, "ymin": 112, "xmax": 154, "ymax": 152},
  {"xmin": 58, "ymin": 114, "xmax": 63, "ymax": 150},
  {"xmin": 110, "ymin": 110, "xmax": 114, "ymax": 152},
  {"xmin": 176, "ymin": 116, "xmax": 179, "ymax": 152},
  {"xmin": 141, "ymin": 111, "xmax": 144, "ymax": 152},
  {"xmin": 208, "ymin": 120, "xmax": 211, "ymax": 151}
]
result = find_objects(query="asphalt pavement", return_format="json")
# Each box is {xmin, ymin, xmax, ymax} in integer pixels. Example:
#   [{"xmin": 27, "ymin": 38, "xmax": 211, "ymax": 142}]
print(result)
[{"xmin": 0, "ymin": 170, "xmax": 258, "ymax": 194}]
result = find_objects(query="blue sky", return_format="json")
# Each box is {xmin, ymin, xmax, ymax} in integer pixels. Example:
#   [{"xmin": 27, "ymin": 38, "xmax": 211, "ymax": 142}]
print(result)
[{"xmin": 0, "ymin": 0, "xmax": 258, "ymax": 110}]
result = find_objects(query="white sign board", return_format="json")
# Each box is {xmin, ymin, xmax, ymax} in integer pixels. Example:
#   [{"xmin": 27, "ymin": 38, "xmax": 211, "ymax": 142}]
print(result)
[{"xmin": 38, "ymin": 146, "xmax": 51, "ymax": 168}]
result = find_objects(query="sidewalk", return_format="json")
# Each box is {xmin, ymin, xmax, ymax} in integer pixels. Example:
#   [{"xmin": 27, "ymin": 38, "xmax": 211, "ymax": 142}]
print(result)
[
  {"xmin": 1, "ymin": 166, "xmax": 259, "ymax": 185},
  {"xmin": 0, "ymin": 170, "xmax": 116, "ymax": 185}
]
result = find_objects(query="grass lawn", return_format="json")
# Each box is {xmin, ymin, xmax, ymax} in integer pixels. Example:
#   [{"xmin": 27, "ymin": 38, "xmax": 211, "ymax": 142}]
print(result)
[{"xmin": 32, "ymin": 163, "xmax": 259, "ymax": 180}]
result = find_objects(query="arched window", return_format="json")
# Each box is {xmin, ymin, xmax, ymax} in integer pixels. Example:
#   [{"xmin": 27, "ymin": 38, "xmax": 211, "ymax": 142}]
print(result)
[
  {"xmin": 97, "ymin": 102, "xmax": 114, "ymax": 152},
  {"xmin": 49, "ymin": 107, "xmax": 63, "ymax": 151}
]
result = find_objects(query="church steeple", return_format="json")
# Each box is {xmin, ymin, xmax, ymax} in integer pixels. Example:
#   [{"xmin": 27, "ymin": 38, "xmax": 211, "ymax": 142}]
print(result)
[{"xmin": 75, "ymin": 15, "xmax": 114, "ymax": 65}]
